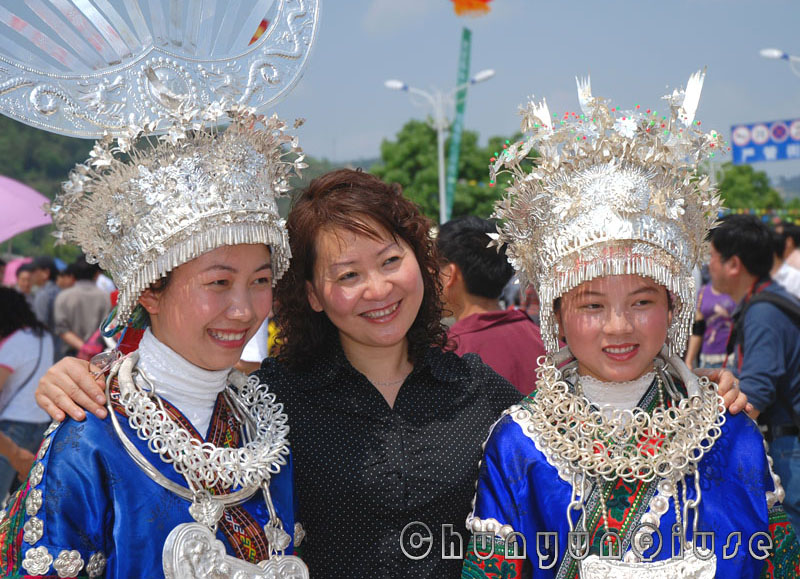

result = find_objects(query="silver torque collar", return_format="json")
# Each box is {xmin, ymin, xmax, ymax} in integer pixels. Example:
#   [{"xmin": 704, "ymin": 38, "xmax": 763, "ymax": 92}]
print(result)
[
  {"xmin": 106, "ymin": 353, "xmax": 306, "ymax": 578},
  {"xmin": 525, "ymin": 347, "xmax": 726, "ymax": 485}
]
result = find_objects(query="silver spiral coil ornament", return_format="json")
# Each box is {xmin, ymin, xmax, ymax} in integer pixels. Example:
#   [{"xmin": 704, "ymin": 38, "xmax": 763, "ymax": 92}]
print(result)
[
  {"xmin": 112, "ymin": 353, "xmax": 290, "ymax": 492},
  {"xmin": 528, "ymin": 355, "xmax": 726, "ymax": 484}
]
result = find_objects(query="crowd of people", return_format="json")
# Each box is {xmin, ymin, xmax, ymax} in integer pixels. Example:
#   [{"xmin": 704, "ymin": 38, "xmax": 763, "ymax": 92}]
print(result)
[
  {"xmin": 0, "ymin": 255, "xmax": 114, "ymax": 501},
  {"xmin": 0, "ymin": 73, "xmax": 799, "ymax": 579}
]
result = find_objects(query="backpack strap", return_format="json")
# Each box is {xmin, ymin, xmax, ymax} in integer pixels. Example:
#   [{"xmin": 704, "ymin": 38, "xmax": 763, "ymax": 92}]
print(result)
[
  {"xmin": 727, "ymin": 286, "xmax": 800, "ymax": 431},
  {"xmin": 747, "ymin": 291, "xmax": 800, "ymax": 327}
]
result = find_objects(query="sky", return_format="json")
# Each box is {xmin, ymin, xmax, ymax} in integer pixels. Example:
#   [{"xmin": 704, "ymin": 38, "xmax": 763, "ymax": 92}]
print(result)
[{"xmin": 271, "ymin": 0, "xmax": 800, "ymax": 184}]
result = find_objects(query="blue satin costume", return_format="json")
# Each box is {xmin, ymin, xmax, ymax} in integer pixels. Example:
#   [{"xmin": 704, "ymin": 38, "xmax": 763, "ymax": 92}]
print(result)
[
  {"xmin": 463, "ymin": 384, "xmax": 799, "ymax": 578},
  {"xmin": 0, "ymin": 390, "xmax": 295, "ymax": 578}
]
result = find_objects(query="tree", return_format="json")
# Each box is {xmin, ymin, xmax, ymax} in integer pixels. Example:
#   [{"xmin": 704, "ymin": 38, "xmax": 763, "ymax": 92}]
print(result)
[
  {"xmin": 715, "ymin": 162, "xmax": 783, "ymax": 210},
  {"xmin": 371, "ymin": 119, "xmax": 516, "ymax": 222},
  {"xmin": 1, "ymin": 116, "xmax": 92, "ymax": 259},
  {"xmin": 371, "ymin": 120, "xmax": 441, "ymax": 219}
]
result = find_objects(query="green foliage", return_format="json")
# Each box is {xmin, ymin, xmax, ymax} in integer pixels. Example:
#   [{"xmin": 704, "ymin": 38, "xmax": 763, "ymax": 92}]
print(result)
[
  {"xmin": 716, "ymin": 162, "xmax": 783, "ymax": 210},
  {"xmin": 371, "ymin": 118, "xmax": 518, "ymax": 223},
  {"xmin": 371, "ymin": 120, "xmax": 441, "ymax": 219},
  {"xmin": 1, "ymin": 117, "xmax": 377, "ymax": 255},
  {"xmin": 1, "ymin": 116, "xmax": 92, "ymax": 258}
]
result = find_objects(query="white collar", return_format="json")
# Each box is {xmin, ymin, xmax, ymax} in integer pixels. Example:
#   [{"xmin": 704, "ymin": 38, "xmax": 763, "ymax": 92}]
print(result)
[
  {"xmin": 577, "ymin": 371, "xmax": 655, "ymax": 411},
  {"xmin": 136, "ymin": 329, "xmax": 230, "ymax": 437}
]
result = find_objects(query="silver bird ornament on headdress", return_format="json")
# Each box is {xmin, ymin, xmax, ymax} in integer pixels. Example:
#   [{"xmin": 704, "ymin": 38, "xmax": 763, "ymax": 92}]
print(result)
[{"xmin": 491, "ymin": 70, "xmax": 725, "ymax": 355}]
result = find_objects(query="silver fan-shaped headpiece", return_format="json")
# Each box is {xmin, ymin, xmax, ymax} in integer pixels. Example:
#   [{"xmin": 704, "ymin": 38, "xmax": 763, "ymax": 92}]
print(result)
[
  {"xmin": 0, "ymin": 1, "xmax": 318, "ymax": 323},
  {"xmin": 0, "ymin": 0, "xmax": 319, "ymax": 137}
]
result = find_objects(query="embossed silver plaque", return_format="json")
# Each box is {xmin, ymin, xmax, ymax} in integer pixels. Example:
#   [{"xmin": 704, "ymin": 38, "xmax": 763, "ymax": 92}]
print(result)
[
  {"xmin": 0, "ymin": 0, "xmax": 319, "ymax": 137},
  {"xmin": 163, "ymin": 523, "xmax": 309, "ymax": 579}
]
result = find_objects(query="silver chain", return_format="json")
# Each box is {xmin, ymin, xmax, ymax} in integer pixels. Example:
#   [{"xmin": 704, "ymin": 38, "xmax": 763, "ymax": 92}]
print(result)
[
  {"xmin": 109, "ymin": 353, "xmax": 290, "ymax": 492},
  {"xmin": 529, "ymin": 356, "xmax": 726, "ymax": 484}
]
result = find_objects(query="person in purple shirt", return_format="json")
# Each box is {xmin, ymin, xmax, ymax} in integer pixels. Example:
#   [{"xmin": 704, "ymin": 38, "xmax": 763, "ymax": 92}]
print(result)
[
  {"xmin": 708, "ymin": 213, "xmax": 800, "ymax": 531},
  {"xmin": 684, "ymin": 283, "xmax": 736, "ymax": 370},
  {"xmin": 438, "ymin": 216, "xmax": 546, "ymax": 395}
]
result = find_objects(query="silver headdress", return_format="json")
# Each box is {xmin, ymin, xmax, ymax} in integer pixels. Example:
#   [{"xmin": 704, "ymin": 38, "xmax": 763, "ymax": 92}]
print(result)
[
  {"xmin": 50, "ymin": 104, "xmax": 305, "ymax": 323},
  {"xmin": 491, "ymin": 70, "xmax": 724, "ymax": 355},
  {"xmin": 0, "ymin": 1, "xmax": 319, "ymax": 326}
]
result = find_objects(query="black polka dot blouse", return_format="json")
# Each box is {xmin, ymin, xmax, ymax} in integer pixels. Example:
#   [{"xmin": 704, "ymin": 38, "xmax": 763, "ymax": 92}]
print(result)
[{"xmin": 254, "ymin": 341, "xmax": 521, "ymax": 578}]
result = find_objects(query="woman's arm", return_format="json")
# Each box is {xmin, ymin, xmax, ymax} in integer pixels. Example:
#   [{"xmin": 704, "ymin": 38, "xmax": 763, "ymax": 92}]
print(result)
[
  {"xmin": 684, "ymin": 308, "xmax": 705, "ymax": 370},
  {"xmin": 35, "ymin": 355, "xmax": 753, "ymax": 419},
  {"xmin": 684, "ymin": 335, "xmax": 702, "ymax": 370},
  {"xmin": 0, "ymin": 432, "xmax": 34, "ymax": 478}
]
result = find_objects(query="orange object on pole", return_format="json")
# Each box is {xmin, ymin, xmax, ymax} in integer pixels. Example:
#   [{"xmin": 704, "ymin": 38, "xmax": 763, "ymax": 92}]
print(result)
[{"xmin": 452, "ymin": 0, "xmax": 492, "ymax": 16}]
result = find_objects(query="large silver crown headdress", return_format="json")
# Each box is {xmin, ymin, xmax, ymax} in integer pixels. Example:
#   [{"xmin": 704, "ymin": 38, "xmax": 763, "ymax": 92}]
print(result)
[
  {"xmin": 50, "ymin": 104, "xmax": 305, "ymax": 323},
  {"xmin": 0, "ymin": 0, "xmax": 321, "ymax": 326},
  {"xmin": 491, "ymin": 70, "xmax": 724, "ymax": 355}
]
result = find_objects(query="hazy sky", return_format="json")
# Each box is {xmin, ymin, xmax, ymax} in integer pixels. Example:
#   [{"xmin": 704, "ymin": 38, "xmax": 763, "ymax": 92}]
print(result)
[{"xmin": 272, "ymin": 0, "xmax": 800, "ymax": 182}]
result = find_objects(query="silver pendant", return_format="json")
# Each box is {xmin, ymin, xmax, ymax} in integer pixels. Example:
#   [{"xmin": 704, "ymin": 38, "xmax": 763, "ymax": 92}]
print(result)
[
  {"xmin": 188, "ymin": 495, "xmax": 225, "ymax": 528},
  {"xmin": 264, "ymin": 525, "xmax": 292, "ymax": 552},
  {"xmin": 163, "ymin": 523, "xmax": 309, "ymax": 579}
]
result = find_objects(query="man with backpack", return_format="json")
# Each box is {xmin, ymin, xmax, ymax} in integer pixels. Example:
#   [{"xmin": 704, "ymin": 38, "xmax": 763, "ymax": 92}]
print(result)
[{"xmin": 707, "ymin": 214, "xmax": 800, "ymax": 530}]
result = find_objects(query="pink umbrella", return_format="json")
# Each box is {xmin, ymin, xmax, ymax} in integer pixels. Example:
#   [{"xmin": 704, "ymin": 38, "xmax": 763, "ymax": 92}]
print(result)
[
  {"xmin": 3, "ymin": 257, "xmax": 33, "ymax": 286},
  {"xmin": 0, "ymin": 176, "xmax": 52, "ymax": 244}
]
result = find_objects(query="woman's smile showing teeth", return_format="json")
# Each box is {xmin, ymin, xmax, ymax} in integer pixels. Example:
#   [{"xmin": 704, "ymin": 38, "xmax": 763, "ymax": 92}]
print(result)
[
  {"xmin": 360, "ymin": 301, "xmax": 400, "ymax": 321},
  {"xmin": 208, "ymin": 329, "xmax": 248, "ymax": 344},
  {"xmin": 602, "ymin": 343, "xmax": 638, "ymax": 361}
]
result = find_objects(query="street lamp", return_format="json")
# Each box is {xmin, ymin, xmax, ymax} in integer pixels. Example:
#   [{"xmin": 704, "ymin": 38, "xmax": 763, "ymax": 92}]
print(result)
[
  {"xmin": 760, "ymin": 47, "xmax": 800, "ymax": 78},
  {"xmin": 384, "ymin": 69, "xmax": 495, "ymax": 224}
]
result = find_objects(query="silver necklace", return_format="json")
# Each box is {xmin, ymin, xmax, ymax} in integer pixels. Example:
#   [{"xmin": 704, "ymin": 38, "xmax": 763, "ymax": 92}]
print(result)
[
  {"xmin": 528, "ymin": 356, "xmax": 725, "ymax": 485},
  {"xmin": 369, "ymin": 364, "xmax": 413, "ymax": 388},
  {"xmin": 371, "ymin": 376, "xmax": 408, "ymax": 387},
  {"xmin": 106, "ymin": 353, "xmax": 308, "ymax": 578},
  {"xmin": 112, "ymin": 353, "xmax": 290, "ymax": 491}
]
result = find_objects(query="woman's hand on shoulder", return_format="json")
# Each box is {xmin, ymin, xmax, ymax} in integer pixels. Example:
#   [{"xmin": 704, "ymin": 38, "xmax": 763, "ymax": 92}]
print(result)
[
  {"xmin": 693, "ymin": 367, "xmax": 754, "ymax": 416},
  {"xmin": 36, "ymin": 357, "xmax": 108, "ymax": 421}
]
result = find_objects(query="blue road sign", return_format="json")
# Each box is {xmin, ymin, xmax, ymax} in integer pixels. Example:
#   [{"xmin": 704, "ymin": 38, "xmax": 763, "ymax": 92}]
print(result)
[{"xmin": 731, "ymin": 119, "xmax": 800, "ymax": 164}]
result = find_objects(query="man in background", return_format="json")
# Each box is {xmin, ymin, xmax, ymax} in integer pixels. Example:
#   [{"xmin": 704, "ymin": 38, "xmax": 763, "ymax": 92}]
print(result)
[
  {"xmin": 53, "ymin": 256, "xmax": 109, "ymax": 358},
  {"xmin": 437, "ymin": 216, "xmax": 545, "ymax": 395},
  {"xmin": 56, "ymin": 264, "xmax": 76, "ymax": 290},
  {"xmin": 15, "ymin": 263, "xmax": 34, "ymax": 307},
  {"xmin": 707, "ymin": 214, "xmax": 800, "ymax": 530},
  {"xmin": 31, "ymin": 256, "xmax": 63, "ymax": 359}
]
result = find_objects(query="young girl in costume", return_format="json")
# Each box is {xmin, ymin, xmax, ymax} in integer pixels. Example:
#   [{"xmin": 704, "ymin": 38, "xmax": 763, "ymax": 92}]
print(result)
[
  {"xmin": 462, "ymin": 72, "xmax": 800, "ymax": 578},
  {"xmin": 0, "ymin": 107, "xmax": 307, "ymax": 578}
]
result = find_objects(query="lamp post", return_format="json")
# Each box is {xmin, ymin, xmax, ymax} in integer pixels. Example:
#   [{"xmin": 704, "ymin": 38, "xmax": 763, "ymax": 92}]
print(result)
[
  {"xmin": 760, "ymin": 48, "xmax": 800, "ymax": 78},
  {"xmin": 384, "ymin": 69, "xmax": 495, "ymax": 224}
]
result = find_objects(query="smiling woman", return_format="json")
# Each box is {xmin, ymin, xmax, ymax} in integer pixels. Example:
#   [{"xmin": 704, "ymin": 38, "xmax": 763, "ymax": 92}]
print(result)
[
  {"xmin": 140, "ymin": 245, "xmax": 274, "ymax": 372},
  {"xmin": 557, "ymin": 275, "xmax": 672, "ymax": 384},
  {"xmin": 0, "ymin": 108, "xmax": 306, "ymax": 578},
  {"xmin": 257, "ymin": 168, "xmax": 522, "ymax": 577},
  {"xmin": 461, "ymin": 73, "xmax": 800, "ymax": 578}
]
